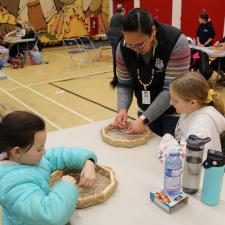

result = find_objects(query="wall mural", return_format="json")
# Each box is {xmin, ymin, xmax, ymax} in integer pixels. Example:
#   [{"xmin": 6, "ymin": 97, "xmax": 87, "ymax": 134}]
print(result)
[{"xmin": 0, "ymin": 0, "xmax": 109, "ymax": 45}]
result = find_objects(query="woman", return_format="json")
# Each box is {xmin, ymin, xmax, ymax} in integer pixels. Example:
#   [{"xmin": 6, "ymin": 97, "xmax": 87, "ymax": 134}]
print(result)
[
  {"xmin": 196, "ymin": 12, "xmax": 215, "ymax": 47},
  {"xmin": 210, "ymin": 38, "xmax": 225, "ymax": 77},
  {"xmin": 5, "ymin": 23, "xmax": 26, "ymax": 38},
  {"xmin": 6, "ymin": 22, "xmax": 39, "ymax": 59},
  {"xmin": 191, "ymin": 37, "xmax": 225, "ymax": 82},
  {"xmin": 107, "ymin": 7, "xmax": 125, "ymax": 57},
  {"xmin": 112, "ymin": 8, "xmax": 190, "ymax": 136}
]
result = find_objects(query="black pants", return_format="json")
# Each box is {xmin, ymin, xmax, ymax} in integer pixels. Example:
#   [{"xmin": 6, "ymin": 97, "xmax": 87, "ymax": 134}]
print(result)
[
  {"xmin": 9, "ymin": 42, "xmax": 36, "ymax": 58},
  {"xmin": 190, "ymin": 49, "xmax": 213, "ymax": 80},
  {"xmin": 138, "ymin": 112, "xmax": 179, "ymax": 137},
  {"xmin": 108, "ymin": 37, "xmax": 119, "ymax": 76},
  {"xmin": 210, "ymin": 57, "xmax": 225, "ymax": 74}
]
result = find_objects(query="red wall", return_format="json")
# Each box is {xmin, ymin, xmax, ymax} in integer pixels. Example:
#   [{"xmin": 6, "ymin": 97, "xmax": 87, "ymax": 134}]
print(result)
[
  {"xmin": 181, "ymin": 0, "xmax": 225, "ymax": 41},
  {"xmin": 140, "ymin": 0, "xmax": 173, "ymax": 25},
  {"xmin": 113, "ymin": 0, "xmax": 134, "ymax": 14}
]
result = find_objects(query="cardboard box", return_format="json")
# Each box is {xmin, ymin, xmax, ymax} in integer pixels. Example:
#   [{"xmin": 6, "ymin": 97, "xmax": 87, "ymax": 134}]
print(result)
[{"xmin": 150, "ymin": 188, "xmax": 189, "ymax": 213}]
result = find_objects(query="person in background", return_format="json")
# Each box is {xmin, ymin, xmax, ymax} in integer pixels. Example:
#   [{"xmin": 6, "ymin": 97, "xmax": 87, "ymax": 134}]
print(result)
[
  {"xmin": 5, "ymin": 21, "xmax": 40, "ymax": 59},
  {"xmin": 191, "ymin": 37, "xmax": 225, "ymax": 84},
  {"xmin": 0, "ymin": 111, "xmax": 97, "ymax": 225},
  {"xmin": 210, "ymin": 37, "xmax": 225, "ymax": 74},
  {"xmin": 107, "ymin": 7, "xmax": 125, "ymax": 75},
  {"xmin": 22, "ymin": 21, "xmax": 36, "ymax": 39},
  {"xmin": 5, "ymin": 23, "xmax": 25, "ymax": 38},
  {"xmin": 22, "ymin": 21, "xmax": 42, "ymax": 51},
  {"xmin": 196, "ymin": 12, "xmax": 215, "ymax": 47},
  {"xmin": 107, "ymin": 7, "xmax": 125, "ymax": 57}
]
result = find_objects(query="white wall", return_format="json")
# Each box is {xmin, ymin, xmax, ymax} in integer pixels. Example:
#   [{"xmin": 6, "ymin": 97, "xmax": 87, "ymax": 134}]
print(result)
[
  {"xmin": 134, "ymin": 0, "xmax": 140, "ymax": 8},
  {"xmin": 172, "ymin": 0, "xmax": 182, "ymax": 28}
]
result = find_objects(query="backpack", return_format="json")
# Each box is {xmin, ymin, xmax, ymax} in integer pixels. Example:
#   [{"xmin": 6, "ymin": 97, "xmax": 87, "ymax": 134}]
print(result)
[
  {"xmin": 28, "ymin": 50, "xmax": 42, "ymax": 65},
  {"xmin": 12, "ymin": 58, "xmax": 24, "ymax": 69},
  {"xmin": 0, "ymin": 46, "xmax": 9, "ymax": 64}
]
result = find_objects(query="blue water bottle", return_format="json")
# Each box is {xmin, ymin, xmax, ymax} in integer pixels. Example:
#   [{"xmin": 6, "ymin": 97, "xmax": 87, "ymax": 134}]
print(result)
[{"xmin": 201, "ymin": 149, "xmax": 225, "ymax": 206}]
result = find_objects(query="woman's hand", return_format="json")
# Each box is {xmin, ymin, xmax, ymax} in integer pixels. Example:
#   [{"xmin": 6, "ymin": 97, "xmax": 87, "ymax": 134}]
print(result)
[
  {"xmin": 62, "ymin": 175, "xmax": 76, "ymax": 185},
  {"xmin": 78, "ymin": 160, "xmax": 96, "ymax": 187},
  {"xmin": 112, "ymin": 109, "xmax": 128, "ymax": 128},
  {"xmin": 127, "ymin": 118, "xmax": 147, "ymax": 134},
  {"xmin": 211, "ymin": 47, "xmax": 224, "ymax": 58},
  {"xmin": 213, "ymin": 41, "xmax": 221, "ymax": 47}
]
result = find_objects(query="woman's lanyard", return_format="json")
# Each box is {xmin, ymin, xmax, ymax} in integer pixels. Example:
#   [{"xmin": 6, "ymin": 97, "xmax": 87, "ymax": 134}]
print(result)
[{"xmin": 136, "ymin": 54, "xmax": 156, "ymax": 105}]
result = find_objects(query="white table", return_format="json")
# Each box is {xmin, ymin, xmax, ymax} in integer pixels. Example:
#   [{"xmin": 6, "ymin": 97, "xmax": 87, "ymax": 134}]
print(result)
[
  {"xmin": 191, "ymin": 45, "xmax": 225, "ymax": 57},
  {"xmin": 191, "ymin": 45, "xmax": 225, "ymax": 80},
  {"xmin": 3, "ymin": 37, "xmax": 36, "ymax": 60},
  {"xmin": 46, "ymin": 119, "xmax": 225, "ymax": 225},
  {"xmin": 3, "ymin": 37, "xmax": 35, "ymax": 44}
]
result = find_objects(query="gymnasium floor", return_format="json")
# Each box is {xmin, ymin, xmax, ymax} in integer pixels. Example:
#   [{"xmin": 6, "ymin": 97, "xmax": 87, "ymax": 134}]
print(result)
[
  {"xmin": 1, "ymin": 47, "xmax": 225, "ymax": 133},
  {"xmin": 0, "ymin": 47, "xmax": 138, "ymax": 132}
]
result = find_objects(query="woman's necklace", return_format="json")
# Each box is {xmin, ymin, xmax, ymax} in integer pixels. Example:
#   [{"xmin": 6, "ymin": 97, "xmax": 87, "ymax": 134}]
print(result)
[{"xmin": 137, "ymin": 68, "xmax": 154, "ymax": 90}]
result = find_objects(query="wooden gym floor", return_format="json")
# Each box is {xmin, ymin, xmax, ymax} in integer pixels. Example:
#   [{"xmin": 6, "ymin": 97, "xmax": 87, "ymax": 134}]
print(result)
[
  {"xmin": 0, "ymin": 47, "xmax": 138, "ymax": 132},
  {"xmin": 0, "ymin": 47, "xmax": 225, "ymax": 133}
]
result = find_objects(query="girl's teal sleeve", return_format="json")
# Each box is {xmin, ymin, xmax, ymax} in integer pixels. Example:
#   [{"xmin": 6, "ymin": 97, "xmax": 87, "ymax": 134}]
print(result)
[
  {"xmin": 0, "ymin": 173, "xmax": 78, "ymax": 225},
  {"xmin": 43, "ymin": 147, "xmax": 97, "ymax": 172}
]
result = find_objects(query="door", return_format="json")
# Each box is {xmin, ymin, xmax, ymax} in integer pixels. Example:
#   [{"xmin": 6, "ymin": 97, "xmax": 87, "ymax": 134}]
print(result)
[{"xmin": 140, "ymin": 0, "xmax": 173, "ymax": 25}]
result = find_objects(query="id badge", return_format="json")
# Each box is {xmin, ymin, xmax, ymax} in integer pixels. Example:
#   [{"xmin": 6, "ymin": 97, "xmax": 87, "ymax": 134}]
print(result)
[{"xmin": 142, "ymin": 91, "xmax": 151, "ymax": 105}]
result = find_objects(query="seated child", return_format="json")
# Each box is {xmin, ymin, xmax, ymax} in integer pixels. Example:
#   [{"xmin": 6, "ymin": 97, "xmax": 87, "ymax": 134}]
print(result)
[
  {"xmin": 0, "ymin": 111, "xmax": 97, "ymax": 225},
  {"xmin": 5, "ymin": 23, "xmax": 26, "ymax": 38},
  {"xmin": 158, "ymin": 72, "xmax": 225, "ymax": 162}
]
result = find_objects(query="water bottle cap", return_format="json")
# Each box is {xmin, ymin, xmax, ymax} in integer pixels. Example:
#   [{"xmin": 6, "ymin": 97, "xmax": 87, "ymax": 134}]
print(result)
[
  {"xmin": 203, "ymin": 149, "xmax": 225, "ymax": 169},
  {"xmin": 186, "ymin": 135, "xmax": 211, "ymax": 151}
]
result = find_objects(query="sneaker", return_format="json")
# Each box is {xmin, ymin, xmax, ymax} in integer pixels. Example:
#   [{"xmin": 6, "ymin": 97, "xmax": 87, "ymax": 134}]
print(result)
[
  {"xmin": 4, "ymin": 62, "xmax": 11, "ymax": 67},
  {"xmin": 0, "ymin": 71, "xmax": 7, "ymax": 79}
]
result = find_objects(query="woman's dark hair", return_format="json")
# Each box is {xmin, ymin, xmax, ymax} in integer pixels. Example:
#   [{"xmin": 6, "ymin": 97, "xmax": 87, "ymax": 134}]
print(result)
[
  {"xmin": 199, "ymin": 12, "xmax": 209, "ymax": 21},
  {"xmin": 15, "ymin": 23, "xmax": 23, "ymax": 29},
  {"xmin": 123, "ymin": 8, "xmax": 154, "ymax": 35},
  {"xmin": 110, "ymin": 8, "xmax": 154, "ymax": 88},
  {"xmin": 110, "ymin": 34, "xmax": 124, "ymax": 88},
  {"xmin": 0, "ymin": 111, "xmax": 45, "ymax": 154}
]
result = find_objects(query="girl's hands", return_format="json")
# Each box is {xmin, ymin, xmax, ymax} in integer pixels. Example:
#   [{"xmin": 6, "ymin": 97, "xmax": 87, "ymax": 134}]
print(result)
[
  {"xmin": 78, "ymin": 160, "xmax": 96, "ymax": 187},
  {"xmin": 62, "ymin": 175, "xmax": 76, "ymax": 185}
]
